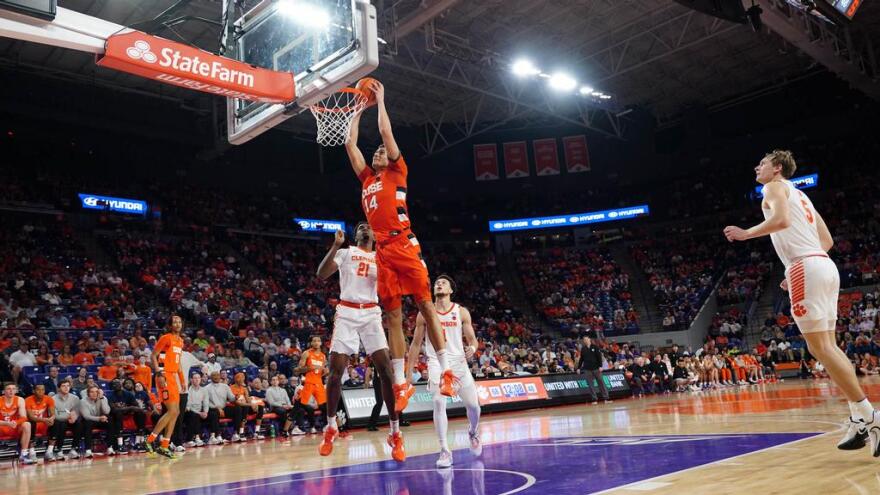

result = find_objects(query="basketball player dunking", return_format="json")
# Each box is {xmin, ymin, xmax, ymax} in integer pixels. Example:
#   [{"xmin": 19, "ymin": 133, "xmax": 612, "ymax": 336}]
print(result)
[
  {"xmin": 315, "ymin": 223, "xmax": 405, "ymax": 461},
  {"xmin": 146, "ymin": 314, "xmax": 184, "ymax": 459},
  {"xmin": 407, "ymin": 275, "xmax": 482, "ymax": 468},
  {"xmin": 724, "ymin": 150, "xmax": 880, "ymax": 457},
  {"xmin": 346, "ymin": 81, "xmax": 456, "ymax": 412}
]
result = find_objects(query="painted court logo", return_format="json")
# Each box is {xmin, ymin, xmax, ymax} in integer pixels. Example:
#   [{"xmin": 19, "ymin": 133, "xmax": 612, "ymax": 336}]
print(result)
[{"xmin": 126, "ymin": 40, "xmax": 157, "ymax": 63}]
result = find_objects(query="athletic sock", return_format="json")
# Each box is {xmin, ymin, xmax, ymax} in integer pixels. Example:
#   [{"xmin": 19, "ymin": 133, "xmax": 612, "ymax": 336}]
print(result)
[
  {"xmin": 437, "ymin": 349, "xmax": 449, "ymax": 371},
  {"xmin": 390, "ymin": 419, "xmax": 400, "ymax": 434},
  {"xmin": 29, "ymin": 448, "xmax": 36, "ymax": 457},
  {"xmin": 160, "ymin": 438, "xmax": 170, "ymax": 449},
  {"xmin": 46, "ymin": 445, "xmax": 54, "ymax": 455},
  {"xmin": 392, "ymin": 359, "xmax": 406, "ymax": 386},
  {"xmin": 147, "ymin": 433, "xmax": 157, "ymax": 444},
  {"xmin": 327, "ymin": 416, "xmax": 338, "ymax": 430},
  {"xmin": 851, "ymin": 398, "xmax": 875, "ymax": 423},
  {"xmin": 117, "ymin": 438, "xmax": 123, "ymax": 447}
]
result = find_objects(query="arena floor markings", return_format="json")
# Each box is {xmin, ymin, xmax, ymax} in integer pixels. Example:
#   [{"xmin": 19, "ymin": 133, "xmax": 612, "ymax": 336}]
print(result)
[
  {"xmin": 151, "ymin": 433, "xmax": 820, "ymax": 495},
  {"xmin": 7, "ymin": 379, "xmax": 880, "ymax": 495}
]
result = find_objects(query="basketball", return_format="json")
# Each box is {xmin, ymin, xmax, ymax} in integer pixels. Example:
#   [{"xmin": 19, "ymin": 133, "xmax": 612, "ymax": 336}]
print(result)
[{"xmin": 356, "ymin": 77, "xmax": 379, "ymax": 106}]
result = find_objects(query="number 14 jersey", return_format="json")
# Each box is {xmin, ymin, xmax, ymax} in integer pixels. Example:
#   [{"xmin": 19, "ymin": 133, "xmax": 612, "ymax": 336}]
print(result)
[{"xmin": 333, "ymin": 246, "xmax": 378, "ymax": 304}]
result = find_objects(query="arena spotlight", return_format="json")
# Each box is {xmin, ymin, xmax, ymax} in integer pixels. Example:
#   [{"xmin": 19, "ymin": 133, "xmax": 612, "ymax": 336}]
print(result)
[
  {"xmin": 579, "ymin": 86, "xmax": 594, "ymax": 95},
  {"xmin": 548, "ymin": 72, "xmax": 577, "ymax": 91},
  {"xmin": 512, "ymin": 59, "xmax": 541, "ymax": 77},
  {"xmin": 277, "ymin": 1, "xmax": 331, "ymax": 28}
]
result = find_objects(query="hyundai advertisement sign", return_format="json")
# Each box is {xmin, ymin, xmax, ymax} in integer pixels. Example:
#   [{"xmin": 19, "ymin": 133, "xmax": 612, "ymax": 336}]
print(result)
[
  {"xmin": 78, "ymin": 193, "xmax": 148, "ymax": 215},
  {"xmin": 295, "ymin": 218, "xmax": 347, "ymax": 233},
  {"xmin": 489, "ymin": 205, "xmax": 650, "ymax": 233},
  {"xmin": 754, "ymin": 173, "xmax": 818, "ymax": 198}
]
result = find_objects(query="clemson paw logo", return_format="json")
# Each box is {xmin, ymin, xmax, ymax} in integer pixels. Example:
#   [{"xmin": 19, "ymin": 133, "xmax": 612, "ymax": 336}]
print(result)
[
  {"xmin": 792, "ymin": 304, "xmax": 808, "ymax": 318},
  {"xmin": 126, "ymin": 40, "xmax": 158, "ymax": 63}
]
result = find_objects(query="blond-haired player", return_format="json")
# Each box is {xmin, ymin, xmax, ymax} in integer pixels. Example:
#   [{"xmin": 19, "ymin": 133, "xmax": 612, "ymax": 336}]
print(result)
[
  {"xmin": 724, "ymin": 149, "xmax": 879, "ymax": 457},
  {"xmin": 407, "ymin": 275, "xmax": 482, "ymax": 468}
]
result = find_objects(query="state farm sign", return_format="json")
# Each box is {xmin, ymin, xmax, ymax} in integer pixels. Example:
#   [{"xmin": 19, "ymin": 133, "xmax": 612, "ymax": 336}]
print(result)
[{"xmin": 97, "ymin": 30, "xmax": 294, "ymax": 104}]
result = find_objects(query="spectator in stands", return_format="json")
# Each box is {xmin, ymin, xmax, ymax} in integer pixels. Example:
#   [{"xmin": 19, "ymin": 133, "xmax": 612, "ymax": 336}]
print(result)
[
  {"xmin": 627, "ymin": 356, "xmax": 650, "ymax": 396},
  {"xmin": 43, "ymin": 366, "xmax": 61, "ymax": 396},
  {"xmin": 9, "ymin": 341, "xmax": 36, "ymax": 369},
  {"xmin": 1, "ymin": 383, "xmax": 34, "ymax": 464},
  {"xmin": 205, "ymin": 371, "xmax": 236, "ymax": 445},
  {"xmin": 203, "ymin": 353, "xmax": 222, "ymax": 376},
  {"xmin": 184, "ymin": 373, "xmax": 210, "ymax": 447},
  {"xmin": 107, "ymin": 379, "xmax": 142, "ymax": 454},
  {"xmin": 265, "ymin": 374, "xmax": 297, "ymax": 436},
  {"xmin": 71, "ymin": 367, "xmax": 90, "ymax": 397},
  {"xmin": 57, "ymin": 345, "xmax": 75, "ymax": 366},
  {"xmin": 343, "ymin": 368, "xmax": 363, "ymax": 387},
  {"xmin": 47, "ymin": 379, "xmax": 81, "ymax": 460},
  {"xmin": 80, "ymin": 385, "xmax": 118, "ymax": 457},
  {"xmin": 35, "ymin": 344, "xmax": 53, "ymax": 367},
  {"xmin": 650, "ymin": 354, "xmax": 671, "ymax": 393},
  {"xmin": 73, "ymin": 348, "xmax": 95, "ymax": 366}
]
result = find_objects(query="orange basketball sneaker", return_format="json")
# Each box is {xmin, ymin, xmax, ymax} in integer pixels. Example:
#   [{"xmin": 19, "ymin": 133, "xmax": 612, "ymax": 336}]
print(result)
[
  {"xmin": 387, "ymin": 431, "xmax": 406, "ymax": 462},
  {"xmin": 393, "ymin": 382, "xmax": 415, "ymax": 413},
  {"xmin": 319, "ymin": 427, "xmax": 338, "ymax": 456},
  {"xmin": 439, "ymin": 369, "xmax": 458, "ymax": 397}
]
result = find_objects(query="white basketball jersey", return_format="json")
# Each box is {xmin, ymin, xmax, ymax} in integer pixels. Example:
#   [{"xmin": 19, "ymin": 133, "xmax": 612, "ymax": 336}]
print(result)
[
  {"xmin": 332, "ymin": 246, "xmax": 378, "ymax": 304},
  {"xmin": 426, "ymin": 303, "xmax": 465, "ymax": 362},
  {"xmin": 761, "ymin": 180, "xmax": 825, "ymax": 268}
]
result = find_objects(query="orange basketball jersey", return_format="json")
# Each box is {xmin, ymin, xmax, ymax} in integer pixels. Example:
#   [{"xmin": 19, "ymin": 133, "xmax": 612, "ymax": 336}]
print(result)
[
  {"xmin": 359, "ymin": 155, "xmax": 411, "ymax": 243},
  {"xmin": 155, "ymin": 333, "xmax": 184, "ymax": 373},
  {"xmin": 303, "ymin": 349, "xmax": 326, "ymax": 385}
]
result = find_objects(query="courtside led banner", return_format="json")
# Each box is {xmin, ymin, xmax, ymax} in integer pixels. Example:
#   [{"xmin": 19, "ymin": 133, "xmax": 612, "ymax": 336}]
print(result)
[
  {"xmin": 295, "ymin": 218, "xmax": 346, "ymax": 233},
  {"xmin": 78, "ymin": 193, "xmax": 147, "ymax": 215},
  {"xmin": 754, "ymin": 173, "xmax": 818, "ymax": 197},
  {"xmin": 476, "ymin": 377, "xmax": 548, "ymax": 405},
  {"xmin": 97, "ymin": 30, "xmax": 295, "ymax": 103},
  {"xmin": 489, "ymin": 205, "xmax": 650, "ymax": 232}
]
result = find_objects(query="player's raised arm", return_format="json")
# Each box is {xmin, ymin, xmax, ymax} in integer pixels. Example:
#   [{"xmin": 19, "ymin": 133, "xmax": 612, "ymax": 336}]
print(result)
[
  {"xmin": 460, "ymin": 307, "xmax": 478, "ymax": 360},
  {"xmin": 345, "ymin": 110, "xmax": 367, "ymax": 177},
  {"xmin": 316, "ymin": 230, "xmax": 346, "ymax": 279},
  {"xmin": 372, "ymin": 81, "xmax": 401, "ymax": 162},
  {"xmin": 406, "ymin": 313, "xmax": 427, "ymax": 382},
  {"xmin": 815, "ymin": 211, "xmax": 834, "ymax": 252},
  {"xmin": 724, "ymin": 182, "xmax": 790, "ymax": 242}
]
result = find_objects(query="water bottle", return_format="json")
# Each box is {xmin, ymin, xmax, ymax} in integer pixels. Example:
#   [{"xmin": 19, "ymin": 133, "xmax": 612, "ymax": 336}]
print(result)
[{"xmin": 270, "ymin": 424, "xmax": 276, "ymax": 438}]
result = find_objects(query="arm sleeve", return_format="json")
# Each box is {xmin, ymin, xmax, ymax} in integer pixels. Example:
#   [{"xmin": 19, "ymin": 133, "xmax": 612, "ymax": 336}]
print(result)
[{"xmin": 333, "ymin": 248, "xmax": 348, "ymax": 268}]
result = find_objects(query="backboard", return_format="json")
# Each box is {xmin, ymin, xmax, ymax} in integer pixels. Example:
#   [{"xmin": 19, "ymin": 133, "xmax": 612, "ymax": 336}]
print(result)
[{"xmin": 224, "ymin": 0, "xmax": 378, "ymax": 145}]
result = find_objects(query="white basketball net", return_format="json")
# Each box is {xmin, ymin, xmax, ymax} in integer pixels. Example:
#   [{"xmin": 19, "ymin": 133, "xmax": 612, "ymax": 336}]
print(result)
[{"xmin": 309, "ymin": 89, "xmax": 369, "ymax": 147}]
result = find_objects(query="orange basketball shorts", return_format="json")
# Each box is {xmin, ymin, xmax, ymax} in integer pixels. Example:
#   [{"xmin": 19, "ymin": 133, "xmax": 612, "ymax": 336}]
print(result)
[
  {"xmin": 300, "ymin": 381, "xmax": 327, "ymax": 406},
  {"xmin": 376, "ymin": 233, "xmax": 431, "ymax": 311},
  {"xmin": 158, "ymin": 370, "xmax": 183, "ymax": 405}
]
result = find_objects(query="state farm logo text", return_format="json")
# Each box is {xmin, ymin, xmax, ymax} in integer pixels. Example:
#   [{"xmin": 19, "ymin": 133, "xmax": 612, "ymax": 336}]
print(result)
[{"xmin": 125, "ymin": 40, "xmax": 255, "ymax": 88}]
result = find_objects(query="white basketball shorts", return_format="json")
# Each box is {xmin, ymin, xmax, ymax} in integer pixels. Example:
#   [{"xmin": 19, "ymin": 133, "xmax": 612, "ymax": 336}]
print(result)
[
  {"xmin": 427, "ymin": 357, "xmax": 474, "ymax": 393},
  {"xmin": 329, "ymin": 305, "xmax": 388, "ymax": 355},
  {"xmin": 786, "ymin": 255, "xmax": 839, "ymax": 333}
]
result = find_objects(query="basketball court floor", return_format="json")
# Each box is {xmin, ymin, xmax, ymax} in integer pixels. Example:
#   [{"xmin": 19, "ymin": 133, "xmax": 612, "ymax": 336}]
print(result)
[{"xmin": 5, "ymin": 377, "xmax": 880, "ymax": 495}]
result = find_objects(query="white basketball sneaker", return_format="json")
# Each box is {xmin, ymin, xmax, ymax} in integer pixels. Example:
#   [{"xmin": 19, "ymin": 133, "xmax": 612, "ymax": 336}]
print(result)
[
  {"xmin": 435, "ymin": 449, "xmax": 453, "ymax": 468},
  {"xmin": 468, "ymin": 430, "xmax": 482, "ymax": 457},
  {"xmin": 838, "ymin": 416, "xmax": 868, "ymax": 450},
  {"xmin": 865, "ymin": 410, "xmax": 880, "ymax": 457}
]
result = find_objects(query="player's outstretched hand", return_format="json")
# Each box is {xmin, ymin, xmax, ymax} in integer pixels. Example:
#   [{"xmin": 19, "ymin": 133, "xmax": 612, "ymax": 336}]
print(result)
[
  {"xmin": 723, "ymin": 226, "xmax": 748, "ymax": 242},
  {"xmin": 779, "ymin": 279, "xmax": 788, "ymax": 292},
  {"xmin": 369, "ymin": 80, "xmax": 385, "ymax": 103},
  {"xmin": 333, "ymin": 230, "xmax": 345, "ymax": 247}
]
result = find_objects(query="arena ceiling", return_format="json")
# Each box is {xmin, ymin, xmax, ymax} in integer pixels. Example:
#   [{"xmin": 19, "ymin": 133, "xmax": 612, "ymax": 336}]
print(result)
[{"xmin": 1, "ymin": 0, "xmax": 878, "ymax": 153}]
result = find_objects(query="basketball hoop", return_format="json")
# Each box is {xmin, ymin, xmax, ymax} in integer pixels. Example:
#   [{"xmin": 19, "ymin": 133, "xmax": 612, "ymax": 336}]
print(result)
[{"xmin": 309, "ymin": 88, "xmax": 369, "ymax": 147}]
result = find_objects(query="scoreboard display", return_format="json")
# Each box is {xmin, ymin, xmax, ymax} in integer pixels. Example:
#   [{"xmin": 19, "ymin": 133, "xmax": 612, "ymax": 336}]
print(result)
[
  {"xmin": 827, "ymin": 0, "xmax": 863, "ymax": 20},
  {"xmin": 0, "ymin": 0, "xmax": 56, "ymax": 20}
]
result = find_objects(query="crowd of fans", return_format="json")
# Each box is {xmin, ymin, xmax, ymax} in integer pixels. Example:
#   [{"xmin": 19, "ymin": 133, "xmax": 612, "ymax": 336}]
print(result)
[{"xmin": 516, "ymin": 247, "xmax": 638, "ymax": 336}]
